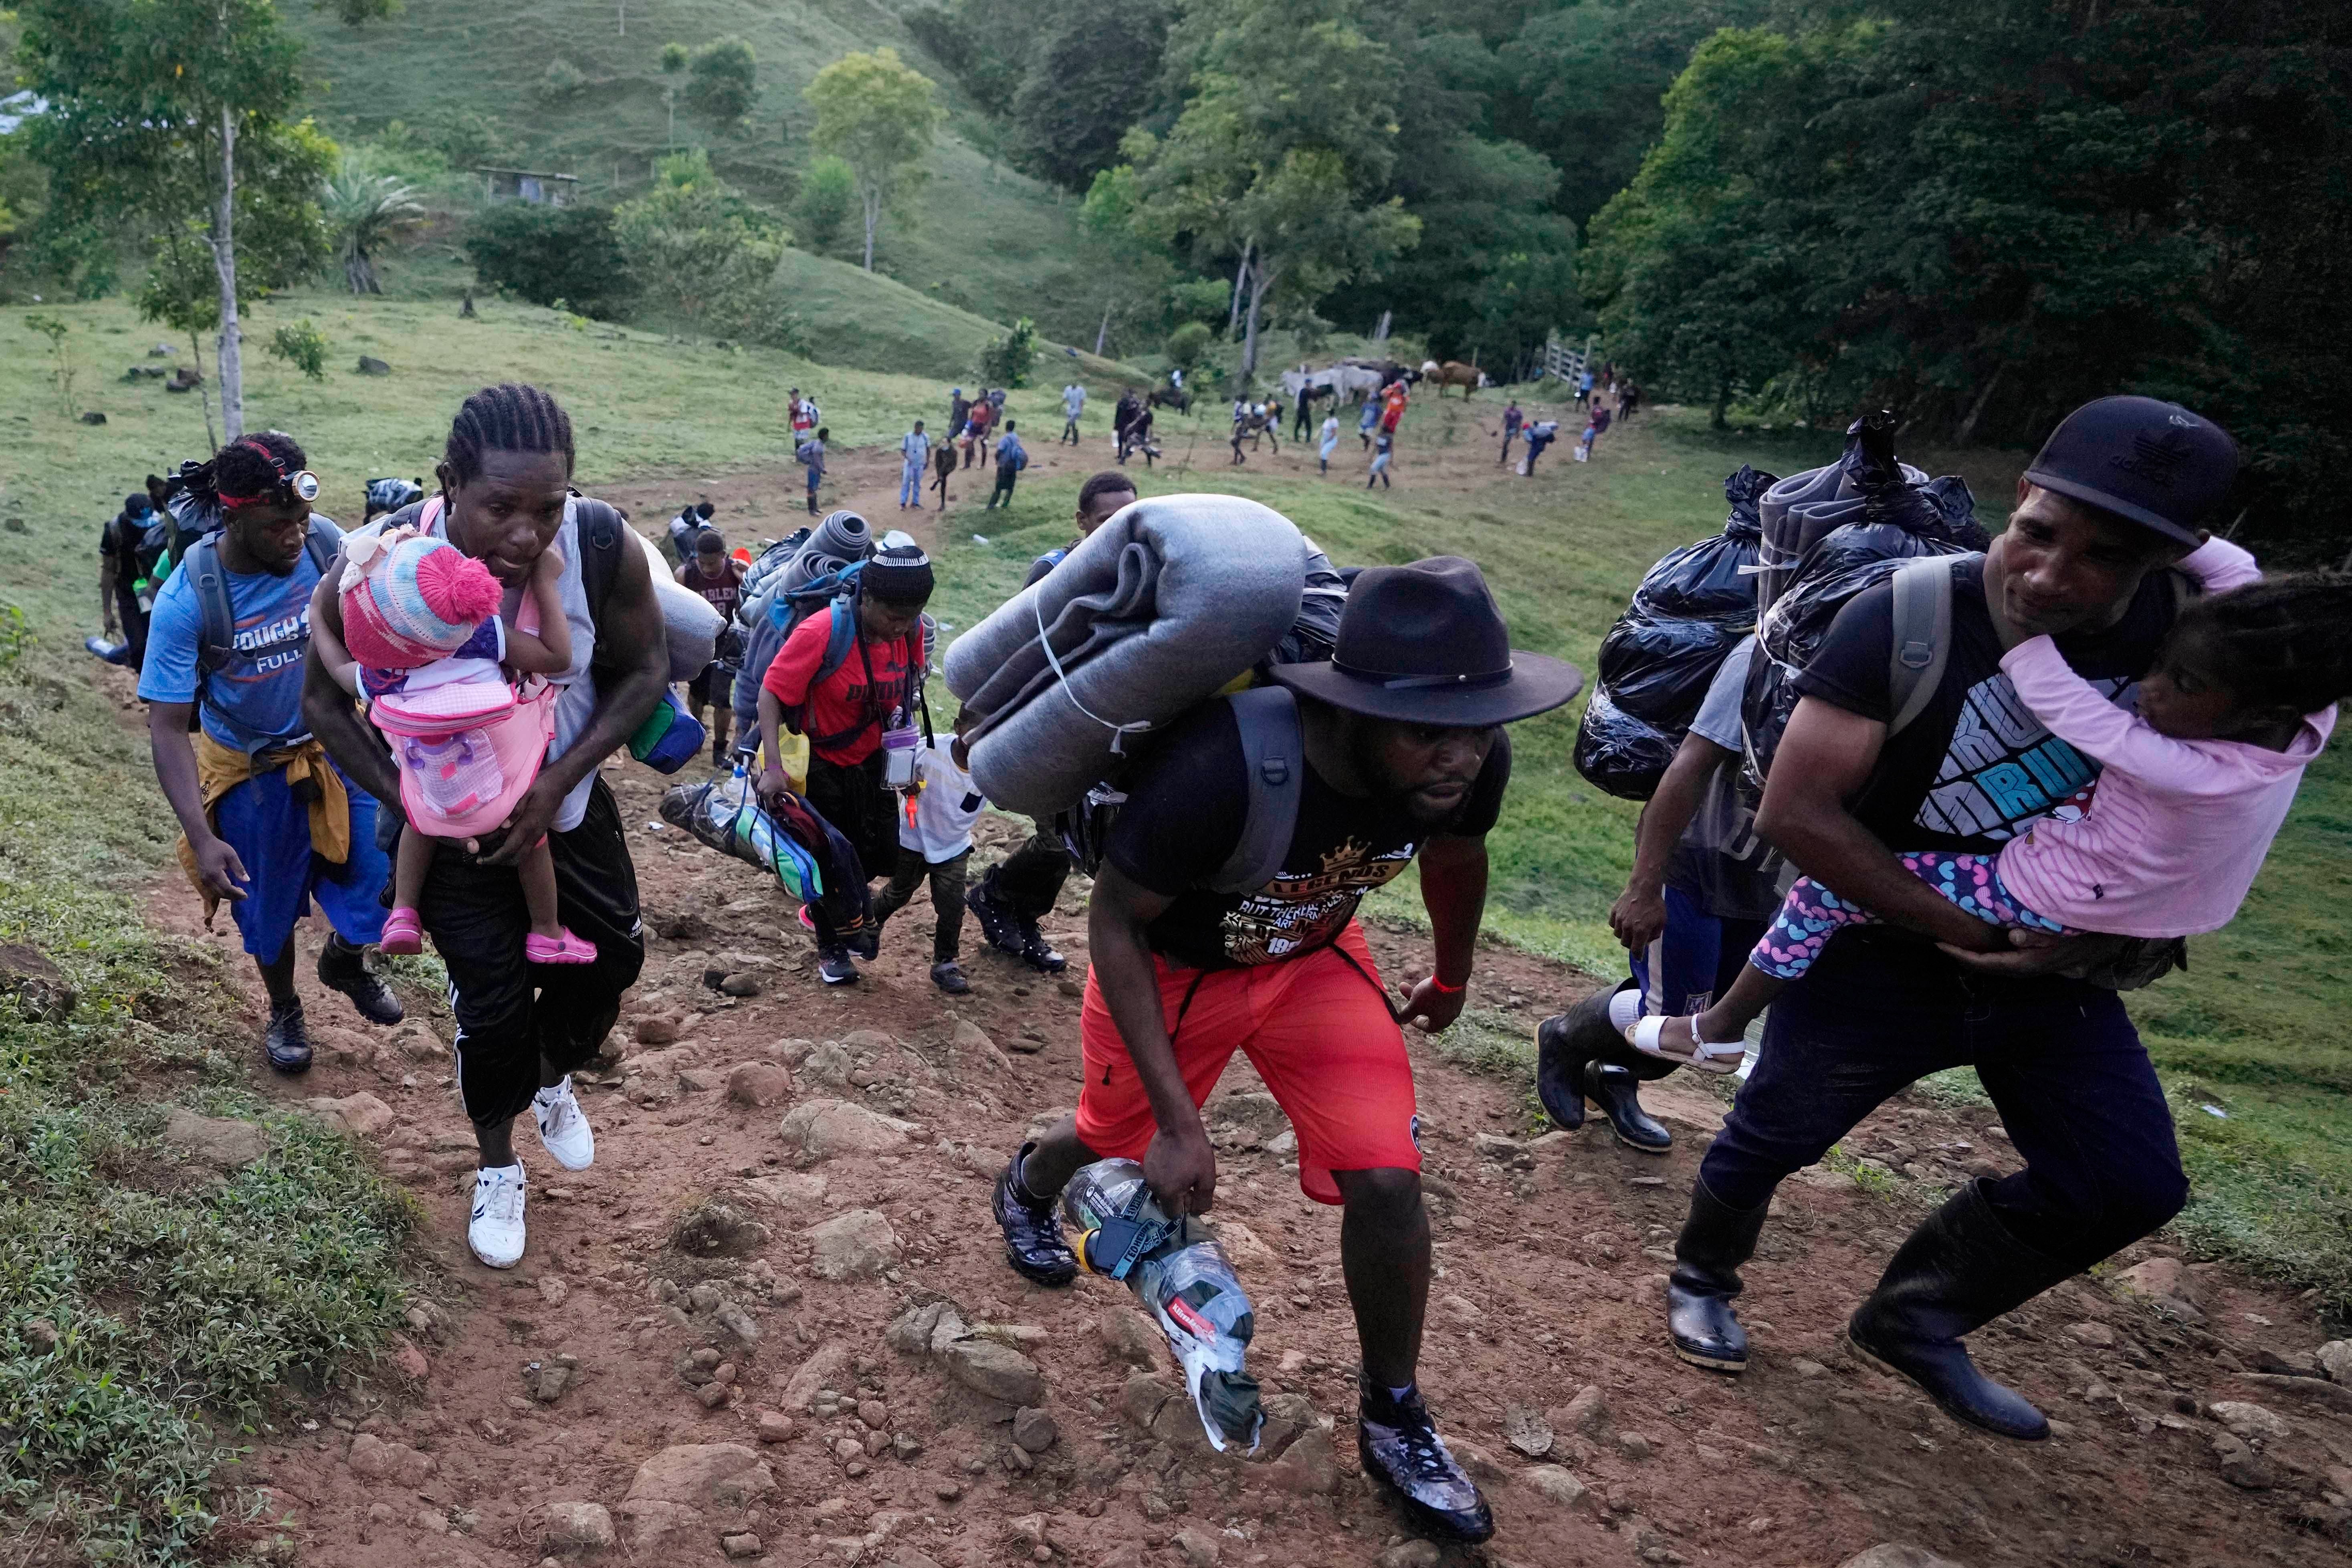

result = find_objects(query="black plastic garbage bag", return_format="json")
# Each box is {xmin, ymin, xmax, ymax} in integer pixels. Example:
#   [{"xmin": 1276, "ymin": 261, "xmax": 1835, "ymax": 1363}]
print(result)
[
  {"xmin": 1741, "ymin": 413, "xmax": 1989, "ymax": 795},
  {"xmin": 1573, "ymin": 466, "xmax": 1773, "ymax": 800}
]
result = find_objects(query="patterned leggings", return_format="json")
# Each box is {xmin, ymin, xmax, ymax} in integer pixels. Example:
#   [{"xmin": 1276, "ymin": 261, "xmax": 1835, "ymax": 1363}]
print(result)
[{"xmin": 1750, "ymin": 851, "xmax": 2071, "ymax": 981}]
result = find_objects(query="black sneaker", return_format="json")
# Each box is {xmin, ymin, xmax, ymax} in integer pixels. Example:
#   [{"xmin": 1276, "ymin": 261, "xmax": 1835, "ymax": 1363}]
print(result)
[
  {"xmin": 317, "ymin": 937, "xmax": 404, "ymax": 1025},
  {"xmin": 264, "ymin": 998, "xmax": 315, "ymax": 1075},
  {"xmin": 966, "ymin": 874, "xmax": 1026, "ymax": 957},
  {"xmin": 1356, "ymin": 1378, "xmax": 1494, "ymax": 1543},
  {"xmin": 992, "ymin": 1144, "xmax": 1077, "ymax": 1286},
  {"xmin": 931, "ymin": 961, "xmax": 971, "ymax": 995},
  {"xmin": 1017, "ymin": 922, "xmax": 1068, "ymax": 975},
  {"xmin": 817, "ymin": 947, "xmax": 858, "ymax": 986}
]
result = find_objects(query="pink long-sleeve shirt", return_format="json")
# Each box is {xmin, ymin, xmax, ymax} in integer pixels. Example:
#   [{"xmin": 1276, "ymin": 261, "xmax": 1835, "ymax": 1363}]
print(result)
[{"xmin": 1995, "ymin": 539, "xmax": 2335, "ymax": 936}]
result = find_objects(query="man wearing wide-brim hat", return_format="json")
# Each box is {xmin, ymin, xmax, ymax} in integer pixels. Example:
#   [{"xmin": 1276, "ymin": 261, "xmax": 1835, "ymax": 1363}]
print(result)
[{"xmin": 985, "ymin": 556, "xmax": 1580, "ymax": 1545}]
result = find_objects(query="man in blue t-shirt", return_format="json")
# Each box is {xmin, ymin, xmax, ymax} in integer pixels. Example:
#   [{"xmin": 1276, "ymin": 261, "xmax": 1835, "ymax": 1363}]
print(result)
[{"xmin": 138, "ymin": 434, "xmax": 401, "ymax": 1074}]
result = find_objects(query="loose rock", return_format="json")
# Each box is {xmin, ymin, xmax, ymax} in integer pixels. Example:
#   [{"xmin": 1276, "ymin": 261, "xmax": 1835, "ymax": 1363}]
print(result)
[
  {"xmin": 1377, "ymin": 1543, "xmax": 1440, "ymax": 1568},
  {"xmin": 1526, "ymin": 1465, "xmax": 1589, "ymax": 1510},
  {"xmin": 1264, "ymin": 1426, "xmax": 1339, "ymax": 1494},
  {"xmin": 808, "ymin": 1209, "xmax": 903, "ymax": 1279},
  {"xmin": 1835, "ymin": 1548, "xmax": 1972, "ymax": 1568},
  {"xmin": 779, "ymin": 1099, "xmax": 915, "ymax": 1160},
  {"xmin": 2211, "ymin": 1401, "xmax": 2290, "ymax": 1445},
  {"xmin": 728, "ymin": 1062, "xmax": 793, "ymax": 1108},
  {"xmin": 347, "ymin": 1433, "xmax": 435, "ymax": 1487},
  {"xmin": 1503, "ymin": 1403, "xmax": 1555, "ymax": 1458},
  {"xmin": 941, "ymin": 1336, "xmax": 1048, "ymax": 1407},
  {"xmin": 1011, "ymin": 1406, "xmax": 1059, "ymax": 1453},
  {"xmin": 1561, "ymin": 1384, "xmax": 1608, "ymax": 1437},
  {"xmin": 0, "ymin": 945, "xmax": 78, "ymax": 1021},
  {"xmin": 673, "ymin": 1202, "xmax": 772, "ymax": 1258},
  {"xmin": 1171, "ymin": 1526, "xmax": 1222, "ymax": 1567},
  {"xmin": 539, "ymin": 1501, "xmax": 615, "ymax": 1555},
  {"xmin": 721, "ymin": 1533, "xmax": 762, "ymax": 1560},
  {"xmin": 1099, "ymin": 1310, "xmax": 1161, "ymax": 1366},
  {"xmin": 2317, "ymin": 1340, "xmax": 2352, "ymax": 1384}
]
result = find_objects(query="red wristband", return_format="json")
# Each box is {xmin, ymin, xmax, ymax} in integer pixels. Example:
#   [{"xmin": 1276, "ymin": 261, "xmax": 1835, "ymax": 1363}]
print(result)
[{"xmin": 1427, "ymin": 976, "xmax": 1466, "ymax": 995}]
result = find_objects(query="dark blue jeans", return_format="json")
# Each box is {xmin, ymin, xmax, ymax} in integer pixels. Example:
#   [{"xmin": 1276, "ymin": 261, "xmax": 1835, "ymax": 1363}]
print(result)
[{"xmin": 1700, "ymin": 929, "xmax": 2188, "ymax": 1269}]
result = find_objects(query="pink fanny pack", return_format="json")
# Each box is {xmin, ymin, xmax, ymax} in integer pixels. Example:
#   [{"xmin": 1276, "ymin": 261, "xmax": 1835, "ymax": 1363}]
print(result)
[{"xmin": 378, "ymin": 679, "xmax": 557, "ymax": 839}]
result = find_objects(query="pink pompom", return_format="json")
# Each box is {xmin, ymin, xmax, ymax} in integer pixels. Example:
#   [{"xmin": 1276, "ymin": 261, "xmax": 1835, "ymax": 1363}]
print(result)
[{"xmin": 412, "ymin": 544, "xmax": 504, "ymax": 626}]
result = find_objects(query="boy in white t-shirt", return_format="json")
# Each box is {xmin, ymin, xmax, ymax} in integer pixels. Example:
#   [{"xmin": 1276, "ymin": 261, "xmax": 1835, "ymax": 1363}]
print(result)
[{"xmin": 872, "ymin": 720, "xmax": 988, "ymax": 994}]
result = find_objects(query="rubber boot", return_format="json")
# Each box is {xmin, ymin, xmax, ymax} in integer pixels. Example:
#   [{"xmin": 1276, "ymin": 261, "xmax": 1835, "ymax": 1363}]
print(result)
[
  {"xmin": 1585, "ymin": 1060, "xmax": 1671, "ymax": 1153},
  {"xmin": 1666, "ymin": 1179, "xmax": 1769, "ymax": 1373},
  {"xmin": 1534, "ymin": 981, "xmax": 1633, "ymax": 1131},
  {"xmin": 1845, "ymin": 1179, "xmax": 2071, "ymax": 1441}
]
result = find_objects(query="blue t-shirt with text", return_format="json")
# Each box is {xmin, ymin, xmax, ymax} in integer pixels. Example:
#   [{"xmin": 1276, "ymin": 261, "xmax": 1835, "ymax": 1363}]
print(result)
[{"xmin": 137, "ymin": 543, "xmax": 332, "ymax": 751}]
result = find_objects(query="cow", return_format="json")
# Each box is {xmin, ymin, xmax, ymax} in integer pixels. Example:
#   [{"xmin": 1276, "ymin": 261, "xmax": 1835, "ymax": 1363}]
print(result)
[{"xmin": 1424, "ymin": 360, "xmax": 1492, "ymax": 398}]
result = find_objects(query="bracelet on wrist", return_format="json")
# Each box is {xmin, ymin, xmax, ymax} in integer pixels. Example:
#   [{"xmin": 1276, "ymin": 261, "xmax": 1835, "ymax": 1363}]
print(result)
[{"xmin": 1428, "ymin": 975, "xmax": 1467, "ymax": 995}]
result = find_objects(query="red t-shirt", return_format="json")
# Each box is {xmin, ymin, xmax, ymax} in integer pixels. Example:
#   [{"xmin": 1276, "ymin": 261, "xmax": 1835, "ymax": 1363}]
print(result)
[{"xmin": 760, "ymin": 608, "xmax": 915, "ymax": 764}]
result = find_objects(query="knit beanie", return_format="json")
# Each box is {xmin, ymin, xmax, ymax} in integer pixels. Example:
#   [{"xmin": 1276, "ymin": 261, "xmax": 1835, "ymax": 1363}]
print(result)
[
  {"xmin": 340, "ymin": 528, "xmax": 506, "ymax": 670},
  {"xmin": 863, "ymin": 543, "xmax": 935, "ymax": 607}
]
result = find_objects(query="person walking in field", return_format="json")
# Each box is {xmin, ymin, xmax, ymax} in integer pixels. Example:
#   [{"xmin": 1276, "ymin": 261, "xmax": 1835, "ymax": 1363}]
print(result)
[
  {"xmin": 987, "ymin": 421, "xmax": 1029, "ymax": 509},
  {"xmin": 983, "ymin": 558, "xmax": 1581, "ymax": 1546},
  {"xmin": 1367, "ymin": 429, "xmax": 1394, "ymax": 489},
  {"xmin": 1498, "ymin": 400, "xmax": 1524, "ymax": 466},
  {"xmin": 1523, "ymin": 419, "xmax": 1558, "ymax": 474},
  {"xmin": 797, "ymin": 426, "xmax": 828, "ymax": 516},
  {"xmin": 932, "ymin": 440, "xmax": 956, "ymax": 509},
  {"xmin": 1359, "ymin": 396, "xmax": 1381, "ymax": 450},
  {"xmin": 676, "ymin": 529, "xmax": 749, "ymax": 766},
  {"xmin": 141, "ymin": 433, "xmax": 404, "ymax": 1076},
  {"xmin": 1061, "ymin": 381, "xmax": 1086, "ymax": 445},
  {"xmin": 787, "ymin": 387, "xmax": 819, "ymax": 448},
  {"xmin": 963, "ymin": 395, "xmax": 996, "ymax": 469},
  {"xmin": 1318, "ymin": 412, "xmax": 1341, "ymax": 474},
  {"xmin": 900, "ymin": 420, "xmax": 931, "ymax": 510}
]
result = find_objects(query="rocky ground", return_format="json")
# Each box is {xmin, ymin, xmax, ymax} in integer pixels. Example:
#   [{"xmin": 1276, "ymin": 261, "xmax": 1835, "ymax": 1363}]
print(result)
[
  {"xmin": 100, "ymin": 426, "xmax": 2352, "ymax": 1568},
  {"xmin": 130, "ymin": 745, "xmax": 2352, "ymax": 1568}
]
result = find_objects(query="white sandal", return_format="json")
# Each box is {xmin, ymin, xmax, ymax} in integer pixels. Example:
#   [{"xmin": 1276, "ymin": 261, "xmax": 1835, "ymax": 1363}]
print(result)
[{"xmin": 1627, "ymin": 1015, "xmax": 1746, "ymax": 1076}]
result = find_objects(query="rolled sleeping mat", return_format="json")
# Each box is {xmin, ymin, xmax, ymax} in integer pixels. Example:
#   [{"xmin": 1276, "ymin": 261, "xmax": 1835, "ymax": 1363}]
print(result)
[
  {"xmin": 1756, "ymin": 459, "xmax": 1927, "ymax": 616},
  {"xmin": 628, "ymin": 525, "xmax": 725, "ymax": 682},
  {"xmin": 782, "ymin": 509, "xmax": 872, "ymax": 598},
  {"xmin": 729, "ymin": 511, "xmax": 876, "ymax": 739},
  {"xmin": 945, "ymin": 493, "xmax": 1308, "ymax": 819}
]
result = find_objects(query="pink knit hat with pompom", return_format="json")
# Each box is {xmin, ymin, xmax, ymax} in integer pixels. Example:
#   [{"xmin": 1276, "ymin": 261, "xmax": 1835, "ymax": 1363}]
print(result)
[{"xmin": 340, "ymin": 530, "xmax": 505, "ymax": 670}]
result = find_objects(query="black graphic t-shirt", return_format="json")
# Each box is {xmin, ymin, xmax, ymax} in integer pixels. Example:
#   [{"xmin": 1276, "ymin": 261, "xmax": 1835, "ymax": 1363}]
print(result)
[
  {"xmin": 1108, "ymin": 702, "xmax": 1511, "ymax": 971},
  {"xmin": 1795, "ymin": 554, "xmax": 2184, "ymax": 856}
]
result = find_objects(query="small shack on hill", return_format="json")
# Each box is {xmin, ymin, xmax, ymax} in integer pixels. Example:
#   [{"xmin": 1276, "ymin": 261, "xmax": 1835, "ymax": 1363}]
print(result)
[{"xmin": 474, "ymin": 169, "xmax": 579, "ymax": 208}]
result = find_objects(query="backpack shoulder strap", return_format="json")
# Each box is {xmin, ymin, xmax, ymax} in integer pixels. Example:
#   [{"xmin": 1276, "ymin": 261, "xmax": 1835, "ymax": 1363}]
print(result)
[
  {"xmin": 570, "ymin": 495, "xmax": 626, "ymax": 639},
  {"xmin": 186, "ymin": 534, "xmax": 236, "ymax": 674},
  {"xmin": 302, "ymin": 517, "xmax": 339, "ymax": 577},
  {"xmin": 1209, "ymin": 685, "xmax": 1304, "ymax": 894},
  {"xmin": 1887, "ymin": 554, "xmax": 1960, "ymax": 737},
  {"xmin": 813, "ymin": 597, "xmax": 860, "ymax": 688}
]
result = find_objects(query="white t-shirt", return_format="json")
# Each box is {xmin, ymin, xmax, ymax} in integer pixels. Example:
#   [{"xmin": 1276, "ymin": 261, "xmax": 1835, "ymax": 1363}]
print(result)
[{"xmin": 900, "ymin": 739, "xmax": 986, "ymax": 861}]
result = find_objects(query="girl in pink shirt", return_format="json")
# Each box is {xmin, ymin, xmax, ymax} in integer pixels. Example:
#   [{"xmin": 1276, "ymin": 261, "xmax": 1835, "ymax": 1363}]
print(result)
[{"xmin": 1633, "ymin": 538, "xmax": 2346, "ymax": 1072}]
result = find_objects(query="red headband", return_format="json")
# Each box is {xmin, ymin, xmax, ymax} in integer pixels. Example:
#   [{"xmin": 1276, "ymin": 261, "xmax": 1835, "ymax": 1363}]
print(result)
[{"xmin": 218, "ymin": 438, "xmax": 287, "ymax": 507}]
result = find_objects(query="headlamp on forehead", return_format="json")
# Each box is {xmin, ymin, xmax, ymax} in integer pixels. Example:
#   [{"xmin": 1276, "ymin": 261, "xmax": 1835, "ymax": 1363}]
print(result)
[{"xmin": 288, "ymin": 469, "xmax": 322, "ymax": 502}]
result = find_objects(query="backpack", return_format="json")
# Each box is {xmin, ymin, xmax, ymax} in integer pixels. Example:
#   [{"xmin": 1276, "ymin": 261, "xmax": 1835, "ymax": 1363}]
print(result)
[
  {"xmin": 186, "ymin": 519, "xmax": 341, "ymax": 679},
  {"xmin": 1059, "ymin": 684, "xmax": 1306, "ymax": 895}
]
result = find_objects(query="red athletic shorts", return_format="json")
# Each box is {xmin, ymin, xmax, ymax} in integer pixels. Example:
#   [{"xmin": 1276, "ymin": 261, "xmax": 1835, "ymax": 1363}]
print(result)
[{"xmin": 1074, "ymin": 921, "xmax": 1421, "ymax": 1205}]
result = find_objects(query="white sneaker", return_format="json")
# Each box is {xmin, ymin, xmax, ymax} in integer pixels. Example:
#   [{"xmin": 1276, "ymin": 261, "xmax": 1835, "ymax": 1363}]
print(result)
[
  {"xmin": 468, "ymin": 1163, "xmax": 527, "ymax": 1269},
  {"xmin": 533, "ymin": 1075, "xmax": 596, "ymax": 1170}
]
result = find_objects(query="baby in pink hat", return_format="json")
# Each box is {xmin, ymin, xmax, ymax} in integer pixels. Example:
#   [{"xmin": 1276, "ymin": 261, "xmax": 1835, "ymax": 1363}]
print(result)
[{"xmin": 335, "ymin": 526, "xmax": 594, "ymax": 964}]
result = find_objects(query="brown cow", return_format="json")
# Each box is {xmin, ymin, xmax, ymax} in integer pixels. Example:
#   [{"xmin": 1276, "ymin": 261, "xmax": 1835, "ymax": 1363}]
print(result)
[{"xmin": 1423, "ymin": 360, "xmax": 1491, "ymax": 398}]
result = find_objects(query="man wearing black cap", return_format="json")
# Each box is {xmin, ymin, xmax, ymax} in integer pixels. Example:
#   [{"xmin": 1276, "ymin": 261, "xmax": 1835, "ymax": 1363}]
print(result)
[
  {"xmin": 1663, "ymin": 397, "xmax": 2239, "ymax": 1443},
  {"xmin": 757, "ymin": 542, "xmax": 936, "ymax": 985},
  {"xmin": 985, "ymin": 557, "xmax": 1581, "ymax": 1544}
]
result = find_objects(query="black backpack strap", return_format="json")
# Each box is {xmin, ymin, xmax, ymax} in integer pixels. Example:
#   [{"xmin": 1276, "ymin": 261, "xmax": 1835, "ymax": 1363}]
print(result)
[
  {"xmin": 570, "ymin": 495, "xmax": 626, "ymax": 652},
  {"xmin": 1209, "ymin": 686, "xmax": 1304, "ymax": 894}
]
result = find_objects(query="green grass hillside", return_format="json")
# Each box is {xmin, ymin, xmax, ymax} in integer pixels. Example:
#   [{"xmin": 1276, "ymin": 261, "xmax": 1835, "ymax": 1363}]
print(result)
[{"xmin": 287, "ymin": 0, "xmax": 1134, "ymax": 346}]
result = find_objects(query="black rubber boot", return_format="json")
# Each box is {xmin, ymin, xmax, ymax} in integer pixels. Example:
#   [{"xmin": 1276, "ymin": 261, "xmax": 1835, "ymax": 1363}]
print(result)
[
  {"xmin": 1667, "ymin": 1179, "xmax": 1770, "ymax": 1373},
  {"xmin": 1845, "ymin": 1179, "xmax": 2071, "ymax": 1441},
  {"xmin": 1535, "ymin": 982, "xmax": 1632, "ymax": 1131},
  {"xmin": 1585, "ymin": 1060, "xmax": 1671, "ymax": 1153}
]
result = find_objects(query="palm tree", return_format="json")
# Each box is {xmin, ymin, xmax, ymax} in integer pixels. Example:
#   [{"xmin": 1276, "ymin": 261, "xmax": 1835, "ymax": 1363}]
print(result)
[{"xmin": 322, "ymin": 166, "xmax": 424, "ymax": 295}]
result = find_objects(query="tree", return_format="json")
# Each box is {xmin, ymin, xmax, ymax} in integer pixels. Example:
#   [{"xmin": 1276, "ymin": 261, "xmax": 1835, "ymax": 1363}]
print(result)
[
  {"xmin": 612, "ymin": 148, "xmax": 791, "ymax": 343},
  {"xmin": 464, "ymin": 202, "xmax": 638, "ymax": 319},
  {"xmin": 1121, "ymin": 0, "xmax": 1420, "ymax": 380},
  {"xmin": 793, "ymin": 155, "xmax": 856, "ymax": 255},
  {"xmin": 659, "ymin": 42, "xmax": 688, "ymax": 147},
  {"xmin": 18, "ymin": 0, "xmax": 335, "ymax": 440},
  {"xmin": 690, "ymin": 36, "xmax": 757, "ymax": 125},
  {"xmin": 322, "ymin": 160, "xmax": 422, "ymax": 295},
  {"xmin": 805, "ymin": 48, "xmax": 944, "ymax": 272},
  {"xmin": 1007, "ymin": 0, "xmax": 1173, "ymax": 190},
  {"xmin": 976, "ymin": 316, "xmax": 1037, "ymax": 387}
]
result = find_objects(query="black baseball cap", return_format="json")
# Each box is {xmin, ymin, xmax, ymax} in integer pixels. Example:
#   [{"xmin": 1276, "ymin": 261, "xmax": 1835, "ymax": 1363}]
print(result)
[{"xmin": 2023, "ymin": 396, "xmax": 2238, "ymax": 546}]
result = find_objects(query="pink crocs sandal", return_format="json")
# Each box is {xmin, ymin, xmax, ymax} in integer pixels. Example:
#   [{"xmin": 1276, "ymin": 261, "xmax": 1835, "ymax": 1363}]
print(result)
[
  {"xmin": 524, "ymin": 928, "xmax": 599, "ymax": 966},
  {"xmin": 380, "ymin": 907, "xmax": 425, "ymax": 957}
]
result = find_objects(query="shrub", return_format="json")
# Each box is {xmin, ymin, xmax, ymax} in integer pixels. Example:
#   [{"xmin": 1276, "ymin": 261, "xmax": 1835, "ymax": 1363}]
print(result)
[
  {"xmin": 1165, "ymin": 320, "xmax": 1213, "ymax": 372},
  {"xmin": 977, "ymin": 315, "xmax": 1038, "ymax": 389},
  {"xmin": 463, "ymin": 203, "xmax": 638, "ymax": 319},
  {"xmin": 794, "ymin": 156, "xmax": 856, "ymax": 254},
  {"xmin": 540, "ymin": 57, "xmax": 587, "ymax": 99},
  {"xmin": 691, "ymin": 36, "xmax": 758, "ymax": 123},
  {"xmin": 266, "ymin": 318, "xmax": 330, "ymax": 379},
  {"xmin": 1165, "ymin": 276, "xmax": 1231, "ymax": 329}
]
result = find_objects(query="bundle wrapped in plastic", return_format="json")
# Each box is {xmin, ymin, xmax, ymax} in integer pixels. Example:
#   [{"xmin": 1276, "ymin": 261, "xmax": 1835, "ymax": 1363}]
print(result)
[
  {"xmin": 1059, "ymin": 1158, "xmax": 1264, "ymax": 1453},
  {"xmin": 658, "ymin": 767, "xmax": 872, "ymax": 935},
  {"xmin": 1740, "ymin": 412, "xmax": 1989, "ymax": 794},
  {"xmin": 731, "ymin": 512, "xmax": 874, "ymax": 739},
  {"xmin": 1572, "ymin": 465, "xmax": 1773, "ymax": 800}
]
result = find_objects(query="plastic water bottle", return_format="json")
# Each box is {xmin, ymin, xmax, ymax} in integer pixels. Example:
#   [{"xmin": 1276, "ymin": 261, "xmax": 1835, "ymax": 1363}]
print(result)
[{"xmin": 1059, "ymin": 1158, "xmax": 1265, "ymax": 1453}]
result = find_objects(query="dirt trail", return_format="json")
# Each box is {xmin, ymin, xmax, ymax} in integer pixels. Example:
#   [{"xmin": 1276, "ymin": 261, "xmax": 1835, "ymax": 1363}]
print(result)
[
  {"xmin": 108, "ymin": 431, "xmax": 2352, "ymax": 1568},
  {"xmin": 142, "ymin": 754, "xmax": 2350, "ymax": 1568}
]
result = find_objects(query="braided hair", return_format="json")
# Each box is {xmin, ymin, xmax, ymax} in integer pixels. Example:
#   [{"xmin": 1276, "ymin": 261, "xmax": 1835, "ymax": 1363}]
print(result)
[
  {"xmin": 442, "ymin": 383, "xmax": 575, "ymax": 487},
  {"xmin": 2178, "ymin": 573, "xmax": 2352, "ymax": 718},
  {"xmin": 182, "ymin": 431, "xmax": 307, "ymax": 511}
]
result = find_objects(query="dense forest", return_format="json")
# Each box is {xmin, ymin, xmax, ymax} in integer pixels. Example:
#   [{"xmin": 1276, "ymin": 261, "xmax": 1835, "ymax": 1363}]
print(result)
[{"xmin": 4, "ymin": 0, "xmax": 2346, "ymax": 551}]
